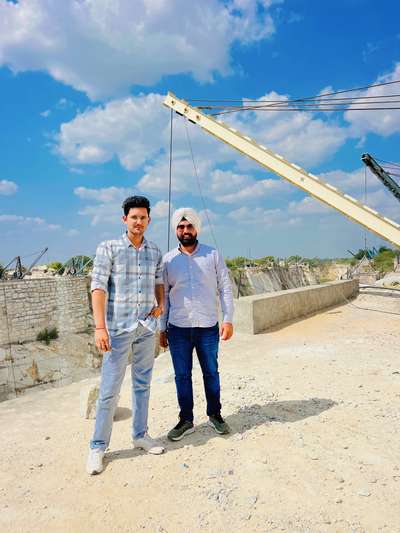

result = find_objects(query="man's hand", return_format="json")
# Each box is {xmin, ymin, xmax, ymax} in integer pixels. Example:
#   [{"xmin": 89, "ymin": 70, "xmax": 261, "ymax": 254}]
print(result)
[
  {"xmin": 95, "ymin": 328, "xmax": 111, "ymax": 352},
  {"xmin": 220, "ymin": 322, "xmax": 233, "ymax": 341},
  {"xmin": 159, "ymin": 331, "xmax": 168, "ymax": 348},
  {"xmin": 148, "ymin": 305, "xmax": 164, "ymax": 319}
]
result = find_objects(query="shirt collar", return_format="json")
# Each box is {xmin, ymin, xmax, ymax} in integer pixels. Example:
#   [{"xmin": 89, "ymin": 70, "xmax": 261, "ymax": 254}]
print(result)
[{"xmin": 122, "ymin": 232, "xmax": 147, "ymax": 250}]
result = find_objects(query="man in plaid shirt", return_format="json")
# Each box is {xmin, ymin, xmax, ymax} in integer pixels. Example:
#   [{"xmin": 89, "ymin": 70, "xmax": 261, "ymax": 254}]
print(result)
[{"xmin": 87, "ymin": 195, "xmax": 165, "ymax": 475}]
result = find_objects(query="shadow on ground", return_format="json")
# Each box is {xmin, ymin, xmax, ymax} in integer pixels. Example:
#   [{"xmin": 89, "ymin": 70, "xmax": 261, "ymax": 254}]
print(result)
[{"xmin": 105, "ymin": 397, "xmax": 335, "ymax": 467}]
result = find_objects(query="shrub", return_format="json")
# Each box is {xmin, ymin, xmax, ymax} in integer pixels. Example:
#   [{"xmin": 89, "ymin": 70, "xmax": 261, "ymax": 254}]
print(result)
[
  {"xmin": 48, "ymin": 261, "xmax": 64, "ymax": 275},
  {"xmin": 36, "ymin": 327, "xmax": 59, "ymax": 345}
]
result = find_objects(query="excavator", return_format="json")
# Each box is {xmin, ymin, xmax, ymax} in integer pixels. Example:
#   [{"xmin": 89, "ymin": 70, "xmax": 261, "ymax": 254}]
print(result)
[{"xmin": 163, "ymin": 93, "xmax": 400, "ymax": 248}]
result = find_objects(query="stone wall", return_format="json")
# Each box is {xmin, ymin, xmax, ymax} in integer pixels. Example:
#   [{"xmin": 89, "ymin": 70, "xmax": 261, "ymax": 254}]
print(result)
[
  {"xmin": 0, "ymin": 277, "xmax": 94, "ymax": 401},
  {"xmin": 234, "ymin": 279, "xmax": 359, "ymax": 334},
  {"xmin": 230, "ymin": 264, "xmax": 318, "ymax": 297},
  {"xmin": 0, "ymin": 277, "xmax": 90, "ymax": 346}
]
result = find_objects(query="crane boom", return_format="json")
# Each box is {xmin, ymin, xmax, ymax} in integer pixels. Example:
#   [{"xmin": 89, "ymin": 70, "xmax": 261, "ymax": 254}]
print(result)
[
  {"xmin": 361, "ymin": 153, "xmax": 400, "ymax": 202},
  {"xmin": 163, "ymin": 92, "xmax": 400, "ymax": 248}
]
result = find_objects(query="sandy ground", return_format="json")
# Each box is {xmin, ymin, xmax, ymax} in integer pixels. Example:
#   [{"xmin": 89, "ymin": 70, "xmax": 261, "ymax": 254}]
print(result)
[{"xmin": 1, "ymin": 291, "xmax": 399, "ymax": 533}]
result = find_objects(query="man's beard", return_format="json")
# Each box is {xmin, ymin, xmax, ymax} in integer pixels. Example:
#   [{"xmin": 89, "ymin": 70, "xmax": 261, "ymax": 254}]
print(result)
[{"xmin": 178, "ymin": 234, "xmax": 197, "ymax": 246}]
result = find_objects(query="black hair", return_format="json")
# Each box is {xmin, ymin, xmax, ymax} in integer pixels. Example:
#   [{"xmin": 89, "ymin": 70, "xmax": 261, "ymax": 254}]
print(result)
[{"xmin": 122, "ymin": 195, "xmax": 151, "ymax": 216}]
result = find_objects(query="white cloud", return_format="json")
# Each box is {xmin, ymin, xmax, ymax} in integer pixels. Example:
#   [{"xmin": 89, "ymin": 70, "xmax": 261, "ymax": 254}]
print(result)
[
  {"xmin": 226, "ymin": 91, "xmax": 349, "ymax": 167},
  {"xmin": 57, "ymin": 94, "xmax": 229, "ymax": 181},
  {"xmin": 227, "ymin": 205, "xmax": 287, "ymax": 225},
  {"xmin": 345, "ymin": 63, "xmax": 400, "ymax": 137},
  {"xmin": 74, "ymin": 185, "xmax": 135, "ymax": 225},
  {"xmin": 69, "ymin": 167, "xmax": 85, "ymax": 175},
  {"xmin": 320, "ymin": 168, "xmax": 367, "ymax": 193},
  {"xmin": 210, "ymin": 168, "xmax": 289, "ymax": 203},
  {"xmin": 138, "ymin": 155, "xmax": 214, "ymax": 196},
  {"xmin": 74, "ymin": 186, "xmax": 132, "ymax": 203},
  {"xmin": 0, "ymin": 180, "xmax": 18, "ymax": 195},
  {"xmin": 353, "ymin": 188, "xmax": 399, "ymax": 223},
  {"xmin": 288, "ymin": 196, "xmax": 330, "ymax": 216},
  {"xmin": 0, "ymin": 214, "xmax": 60, "ymax": 230},
  {"xmin": 58, "ymin": 94, "xmax": 166, "ymax": 168},
  {"xmin": 286, "ymin": 168, "xmax": 400, "ymax": 224},
  {"xmin": 57, "ymin": 89, "xmax": 350, "ymax": 206},
  {"xmin": 74, "ymin": 185, "xmax": 170, "ymax": 226},
  {"xmin": 320, "ymin": 166, "xmax": 399, "ymax": 222},
  {"xmin": 0, "ymin": 0, "xmax": 278, "ymax": 100},
  {"xmin": 151, "ymin": 200, "xmax": 171, "ymax": 219},
  {"xmin": 78, "ymin": 203, "xmax": 121, "ymax": 226}
]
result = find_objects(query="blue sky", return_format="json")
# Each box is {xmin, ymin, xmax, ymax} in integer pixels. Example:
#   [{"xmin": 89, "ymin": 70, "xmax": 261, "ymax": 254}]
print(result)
[{"xmin": 1, "ymin": 0, "xmax": 399, "ymax": 264}]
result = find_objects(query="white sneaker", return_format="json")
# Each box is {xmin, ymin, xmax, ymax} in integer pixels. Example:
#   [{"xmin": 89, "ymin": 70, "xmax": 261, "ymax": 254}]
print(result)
[
  {"xmin": 133, "ymin": 433, "xmax": 165, "ymax": 455},
  {"xmin": 86, "ymin": 448, "xmax": 104, "ymax": 475}
]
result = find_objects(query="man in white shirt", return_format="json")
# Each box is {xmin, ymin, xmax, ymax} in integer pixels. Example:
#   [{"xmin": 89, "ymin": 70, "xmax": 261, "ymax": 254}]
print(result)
[{"xmin": 160, "ymin": 208, "xmax": 234, "ymax": 441}]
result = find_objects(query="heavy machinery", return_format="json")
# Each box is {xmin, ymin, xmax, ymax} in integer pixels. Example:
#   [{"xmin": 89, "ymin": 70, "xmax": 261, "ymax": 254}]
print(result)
[
  {"xmin": 163, "ymin": 93, "xmax": 400, "ymax": 248},
  {"xmin": 0, "ymin": 247, "xmax": 48, "ymax": 280},
  {"xmin": 361, "ymin": 153, "xmax": 400, "ymax": 203}
]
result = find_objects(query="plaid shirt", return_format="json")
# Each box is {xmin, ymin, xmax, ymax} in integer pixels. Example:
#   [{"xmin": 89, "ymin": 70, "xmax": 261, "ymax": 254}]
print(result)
[{"xmin": 91, "ymin": 233, "xmax": 163, "ymax": 335}]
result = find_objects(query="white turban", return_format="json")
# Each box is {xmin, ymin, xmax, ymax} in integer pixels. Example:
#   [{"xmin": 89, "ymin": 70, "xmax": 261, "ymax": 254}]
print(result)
[{"xmin": 171, "ymin": 207, "xmax": 201, "ymax": 234}]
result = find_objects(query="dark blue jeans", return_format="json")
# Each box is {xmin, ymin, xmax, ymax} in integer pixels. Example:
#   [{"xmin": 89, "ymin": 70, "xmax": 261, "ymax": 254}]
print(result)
[{"xmin": 167, "ymin": 323, "xmax": 221, "ymax": 422}]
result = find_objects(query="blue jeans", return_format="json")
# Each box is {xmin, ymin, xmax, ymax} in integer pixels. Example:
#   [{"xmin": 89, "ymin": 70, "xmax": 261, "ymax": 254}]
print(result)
[
  {"xmin": 167, "ymin": 323, "xmax": 221, "ymax": 422},
  {"xmin": 90, "ymin": 324, "xmax": 155, "ymax": 450}
]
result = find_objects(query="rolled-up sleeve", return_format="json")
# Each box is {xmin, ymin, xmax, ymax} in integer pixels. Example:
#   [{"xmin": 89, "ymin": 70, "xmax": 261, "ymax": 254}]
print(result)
[
  {"xmin": 91, "ymin": 241, "xmax": 112, "ymax": 293},
  {"xmin": 215, "ymin": 250, "xmax": 234, "ymax": 324}
]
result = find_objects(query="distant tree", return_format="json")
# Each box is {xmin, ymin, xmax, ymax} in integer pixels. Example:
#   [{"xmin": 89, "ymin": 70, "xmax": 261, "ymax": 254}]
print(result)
[
  {"xmin": 48, "ymin": 261, "xmax": 64, "ymax": 274},
  {"xmin": 225, "ymin": 256, "xmax": 248, "ymax": 270},
  {"xmin": 378, "ymin": 246, "xmax": 392, "ymax": 254},
  {"xmin": 373, "ymin": 248, "xmax": 396, "ymax": 273},
  {"xmin": 0, "ymin": 262, "xmax": 4, "ymax": 277},
  {"xmin": 286, "ymin": 255, "xmax": 302, "ymax": 264},
  {"xmin": 254, "ymin": 256, "xmax": 275, "ymax": 266},
  {"xmin": 303, "ymin": 257, "xmax": 325, "ymax": 268},
  {"xmin": 353, "ymin": 249, "xmax": 364, "ymax": 260},
  {"xmin": 65, "ymin": 255, "xmax": 93, "ymax": 274}
]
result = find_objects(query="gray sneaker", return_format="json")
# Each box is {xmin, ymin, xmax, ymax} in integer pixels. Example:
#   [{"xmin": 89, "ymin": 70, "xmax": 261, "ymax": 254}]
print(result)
[
  {"xmin": 167, "ymin": 419, "xmax": 195, "ymax": 441},
  {"xmin": 208, "ymin": 414, "xmax": 230, "ymax": 435}
]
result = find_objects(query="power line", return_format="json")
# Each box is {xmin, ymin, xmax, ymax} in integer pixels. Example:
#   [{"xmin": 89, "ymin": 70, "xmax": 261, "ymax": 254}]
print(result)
[
  {"xmin": 186, "ymin": 79, "xmax": 400, "ymax": 116},
  {"xmin": 198, "ymin": 98, "xmax": 400, "ymax": 110},
  {"xmin": 212, "ymin": 106, "xmax": 400, "ymax": 116},
  {"xmin": 189, "ymin": 79, "xmax": 400, "ymax": 104}
]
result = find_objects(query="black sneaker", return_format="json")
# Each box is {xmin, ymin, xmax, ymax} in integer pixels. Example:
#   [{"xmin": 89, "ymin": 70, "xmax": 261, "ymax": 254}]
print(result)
[
  {"xmin": 167, "ymin": 419, "xmax": 195, "ymax": 441},
  {"xmin": 208, "ymin": 414, "xmax": 230, "ymax": 435}
]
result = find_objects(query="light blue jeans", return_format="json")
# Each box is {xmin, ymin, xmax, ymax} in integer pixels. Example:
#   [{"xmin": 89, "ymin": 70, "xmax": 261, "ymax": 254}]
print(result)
[{"xmin": 90, "ymin": 324, "xmax": 156, "ymax": 450}]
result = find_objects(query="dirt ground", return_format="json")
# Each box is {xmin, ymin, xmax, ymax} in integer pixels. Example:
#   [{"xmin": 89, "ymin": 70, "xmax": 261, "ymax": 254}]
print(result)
[{"xmin": 1, "ymin": 290, "xmax": 399, "ymax": 533}]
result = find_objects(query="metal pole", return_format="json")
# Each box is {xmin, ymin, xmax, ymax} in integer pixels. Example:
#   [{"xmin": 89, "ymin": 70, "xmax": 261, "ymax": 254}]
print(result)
[{"xmin": 167, "ymin": 108, "xmax": 173, "ymax": 251}]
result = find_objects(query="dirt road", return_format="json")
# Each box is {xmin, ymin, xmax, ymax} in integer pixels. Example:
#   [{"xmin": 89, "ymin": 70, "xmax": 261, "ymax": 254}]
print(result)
[{"xmin": 1, "ymin": 291, "xmax": 399, "ymax": 532}]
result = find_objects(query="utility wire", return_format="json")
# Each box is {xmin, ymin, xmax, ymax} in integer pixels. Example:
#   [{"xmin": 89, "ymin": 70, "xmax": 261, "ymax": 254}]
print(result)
[
  {"xmin": 187, "ymin": 79, "xmax": 400, "ymax": 116},
  {"xmin": 191, "ymin": 93, "xmax": 400, "ymax": 104},
  {"xmin": 189, "ymin": 79, "xmax": 400, "ymax": 104},
  {"xmin": 183, "ymin": 119, "xmax": 219, "ymax": 250},
  {"xmin": 198, "ymin": 98, "xmax": 400, "ymax": 110},
  {"xmin": 211, "ymin": 106, "xmax": 400, "ymax": 116}
]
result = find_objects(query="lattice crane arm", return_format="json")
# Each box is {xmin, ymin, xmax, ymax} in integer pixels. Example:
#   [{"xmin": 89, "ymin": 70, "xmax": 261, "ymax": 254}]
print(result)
[
  {"xmin": 163, "ymin": 92, "xmax": 400, "ymax": 248},
  {"xmin": 361, "ymin": 153, "xmax": 400, "ymax": 202}
]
